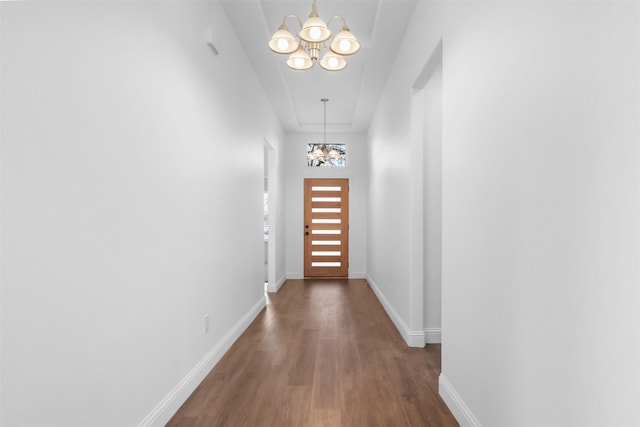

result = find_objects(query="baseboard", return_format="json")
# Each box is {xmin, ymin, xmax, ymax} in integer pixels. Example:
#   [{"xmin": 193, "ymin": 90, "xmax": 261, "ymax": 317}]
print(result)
[
  {"xmin": 285, "ymin": 273, "xmax": 367, "ymax": 280},
  {"xmin": 439, "ymin": 374, "xmax": 483, "ymax": 427},
  {"xmin": 366, "ymin": 275, "xmax": 425, "ymax": 347},
  {"xmin": 424, "ymin": 327, "xmax": 442, "ymax": 344},
  {"xmin": 137, "ymin": 296, "xmax": 266, "ymax": 427},
  {"xmin": 267, "ymin": 274, "xmax": 287, "ymax": 293}
]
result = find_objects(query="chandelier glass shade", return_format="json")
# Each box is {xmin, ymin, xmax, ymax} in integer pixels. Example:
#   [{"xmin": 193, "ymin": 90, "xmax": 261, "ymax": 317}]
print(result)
[
  {"xmin": 320, "ymin": 51, "xmax": 347, "ymax": 72},
  {"xmin": 286, "ymin": 46, "xmax": 314, "ymax": 71},
  {"xmin": 268, "ymin": 0, "xmax": 360, "ymax": 71},
  {"xmin": 268, "ymin": 25, "xmax": 298, "ymax": 54}
]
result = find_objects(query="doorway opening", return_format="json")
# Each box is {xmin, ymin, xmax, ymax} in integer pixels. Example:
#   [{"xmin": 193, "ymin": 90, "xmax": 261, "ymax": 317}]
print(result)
[
  {"xmin": 411, "ymin": 40, "xmax": 443, "ymax": 345},
  {"xmin": 264, "ymin": 140, "xmax": 276, "ymax": 292},
  {"xmin": 264, "ymin": 174, "xmax": 269, "ymax": 290}
]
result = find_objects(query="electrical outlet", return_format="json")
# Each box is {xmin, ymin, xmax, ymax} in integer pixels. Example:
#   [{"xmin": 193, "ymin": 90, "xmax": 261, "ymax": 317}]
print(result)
[{"xmin": 204, "ymin": 314, "xmax": 209, "ymax": 334}]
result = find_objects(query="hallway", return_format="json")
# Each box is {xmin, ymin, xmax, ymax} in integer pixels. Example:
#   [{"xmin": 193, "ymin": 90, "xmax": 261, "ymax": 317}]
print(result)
[
  {"xmin": 2, "ymin": 2, "xmax": 639, "ymax": 425},
  {"xmin": 167, "ymin": 279, "xmax": 458, "ymax": 426}
]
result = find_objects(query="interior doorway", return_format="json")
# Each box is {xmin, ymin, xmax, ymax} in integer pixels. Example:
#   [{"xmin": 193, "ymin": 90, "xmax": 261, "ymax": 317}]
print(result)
[
  {"xmin": 264, "ymin": 140, "xmax": 276, "ymax": 292},
  {"xmin": 264, "ymin": 173, "xmax": 269, "ymax": 288},
  {"xmin": 303, "ymin": 178, "xmax": 349, "ymax": 277},
  {"xmin": 411, "ymin": 41, "xmax": 443, "ymax": 344}
]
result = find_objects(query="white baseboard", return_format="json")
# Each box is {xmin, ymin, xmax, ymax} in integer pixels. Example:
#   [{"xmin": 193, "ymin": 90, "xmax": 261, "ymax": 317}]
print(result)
[
  {"xmin": 137, "ymin": 296, "xmax": 266, "ymax": 427},
  {"xmin": 424, "ymin": 327, "xmax": 442, "ymax": 343},
  {"xmin": 439, "ymin": 374, "xmax": 483, "ymax": 427},
  {"xmin": 366, "ymin": 275, "xmax": 425, "ymax": 348},
  {"xmin": 267, "ymin": 274, "xmax": 287, "ymax": 293},
  {"xmin": 349, "ymin": 272, "xmax": 367, "ymax": 279}
]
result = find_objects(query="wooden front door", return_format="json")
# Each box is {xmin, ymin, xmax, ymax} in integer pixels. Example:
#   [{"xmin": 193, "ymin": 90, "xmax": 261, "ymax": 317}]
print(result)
[{"xmin": 304, "ymin": 178, "xmax": 349, "ymax": 277}]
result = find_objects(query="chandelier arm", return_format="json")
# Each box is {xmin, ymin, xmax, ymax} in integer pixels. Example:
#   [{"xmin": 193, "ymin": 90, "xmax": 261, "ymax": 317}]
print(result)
[
  {"xmin": 281, "ymin": 14, "xmax": 303, "ymax": 30},
  {"xmin": 328, "ymin": 15, "xmax": 348, "ymax": 30}
]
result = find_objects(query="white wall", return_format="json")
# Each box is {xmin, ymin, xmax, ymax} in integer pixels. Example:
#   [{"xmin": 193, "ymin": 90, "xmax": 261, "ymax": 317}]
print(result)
[
  {"xmin": 0, "ymin": 2, "xmax": 283, "ymax": 426},
  {"xmin": 284, "ymin": 133, "xmax": 368, "ymax": 279},
  {"xmin": 369, "ymin": 1, "xmax": 639, "ymax": 426},
  {"xmin": 367, "ymin": 93, "xmax": 413, "ymax": 339}
]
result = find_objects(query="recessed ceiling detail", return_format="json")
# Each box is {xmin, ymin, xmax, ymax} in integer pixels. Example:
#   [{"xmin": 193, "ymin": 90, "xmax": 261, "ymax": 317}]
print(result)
[{"xmin": 222, "ymin": 0, "xmax": 417, "ymax": 133}]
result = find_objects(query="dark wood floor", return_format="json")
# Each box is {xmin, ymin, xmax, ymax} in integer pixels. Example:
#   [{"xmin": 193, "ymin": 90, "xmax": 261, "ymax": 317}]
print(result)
[{"xmin": 167, "ymin": 279, "xmax": 459, "ymax": 427}]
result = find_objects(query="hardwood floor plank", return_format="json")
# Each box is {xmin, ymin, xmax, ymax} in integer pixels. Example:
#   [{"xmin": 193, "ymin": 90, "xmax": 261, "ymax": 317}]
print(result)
[
  {"xmin": 287, "ymin": 329, "xmax": 319, "ymax": 386},
  {"xmin": 310, "ymin": 338, "xmax": 340, "ymax": 410},
  {"xmin": 167, "ymin": 279, "xmax": 459, "ymax": 427}
]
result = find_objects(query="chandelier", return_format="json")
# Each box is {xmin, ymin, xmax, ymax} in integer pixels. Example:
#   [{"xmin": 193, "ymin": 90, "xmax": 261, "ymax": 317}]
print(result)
[
  {"xmin": 268, "ymin": 0, "xmax": 360, "ymax": 71},
  {"xmin": 307, "ymin": 98, "xmax": 343, "ymax": 166}
]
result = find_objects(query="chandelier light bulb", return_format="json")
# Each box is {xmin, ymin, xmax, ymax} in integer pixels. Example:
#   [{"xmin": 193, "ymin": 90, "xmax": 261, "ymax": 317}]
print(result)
[
  {"xmin": 320, "ymin": 51, "xmax": 347, "ymax": 71},
  {"xmin": 309, "ymin": 27, "xmax": 322, "ymax": 40},
  {"xmin": 287, "ymin": 45, "xmax": 313, "ymax": 70},
  {"xmin": 299, "ymin": 16, "xmax": 331, "ymax": 43},
  {"xmin": 277, "ymin": 38, "xmax": 290, "ymax": 51},
  {"xmin": 330, "ymin": 28, "xmax": 360, "ymax": 56},
  {"xmin": 268, "ymin": 24, "xmax": 298, "ymax": 54}
]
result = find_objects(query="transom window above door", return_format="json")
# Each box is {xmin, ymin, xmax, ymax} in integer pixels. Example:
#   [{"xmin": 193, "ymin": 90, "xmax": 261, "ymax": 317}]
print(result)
[{"xmin": 306, "ymin": 143, "xmax": 346, "ymax": 167}]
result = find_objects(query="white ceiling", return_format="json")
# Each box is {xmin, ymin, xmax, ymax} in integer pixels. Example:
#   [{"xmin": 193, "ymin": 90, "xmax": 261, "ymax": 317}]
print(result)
[{"xmin": 222, "ymin": 0, "xmax": 417, "ymax": 133}]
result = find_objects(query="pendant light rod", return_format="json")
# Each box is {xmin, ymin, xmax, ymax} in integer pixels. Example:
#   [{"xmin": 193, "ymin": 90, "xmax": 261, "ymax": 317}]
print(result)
[
  {"xmin": 307, "ymin": 98, "xmax": 342, "ymax": 165},
  {"xmin": 321, "ymin": 98, "xmax": 328, "ymax": 143}
]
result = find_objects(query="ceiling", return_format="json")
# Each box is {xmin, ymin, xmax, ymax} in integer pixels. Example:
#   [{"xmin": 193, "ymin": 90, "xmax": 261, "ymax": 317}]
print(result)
[{"xmin": 221, "ymin": 0, "xmax": 417, "ymax": 134}]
